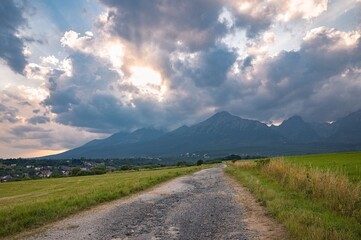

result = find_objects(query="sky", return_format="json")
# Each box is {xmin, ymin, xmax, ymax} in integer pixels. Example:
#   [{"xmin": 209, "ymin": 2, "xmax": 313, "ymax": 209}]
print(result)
[{"xmin": 0, "ymin": 0, "xmax": 361, "ymax": 158}]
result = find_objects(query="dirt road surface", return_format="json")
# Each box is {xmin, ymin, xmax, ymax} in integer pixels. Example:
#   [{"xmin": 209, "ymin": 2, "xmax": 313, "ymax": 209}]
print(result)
[{"xmin": 25, "ymin": 166, "xmax": 287, "ymax": 240}]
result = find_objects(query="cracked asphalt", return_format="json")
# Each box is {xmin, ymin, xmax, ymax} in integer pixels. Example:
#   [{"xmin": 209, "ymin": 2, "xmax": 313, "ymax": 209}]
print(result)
[{"xmin": 27, "ymin": 166, "xmax": 256, "ymax": 240}]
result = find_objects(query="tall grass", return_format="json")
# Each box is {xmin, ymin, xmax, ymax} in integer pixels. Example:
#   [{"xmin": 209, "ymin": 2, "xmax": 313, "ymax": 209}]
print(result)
[
  {"xmin": 227, "ymin": 158, "xmax": 361, "ymax": 239},
  {"xmin": 0, "ymin": 166, "xmax": 207, "ymax": 239},
  {"xmin": 256, "ymin": 158, "xmax": 361, "ymax": 220}
]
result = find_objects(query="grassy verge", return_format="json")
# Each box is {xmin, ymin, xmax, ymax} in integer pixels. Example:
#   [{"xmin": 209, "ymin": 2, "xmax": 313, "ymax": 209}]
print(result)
[
  {"xmin": 0, "ymin": 165, "xmax": 210, "ymax": 238},
  {"xmin": 225, "ymin": 158, "xmax": 361, "ymax": 240}
]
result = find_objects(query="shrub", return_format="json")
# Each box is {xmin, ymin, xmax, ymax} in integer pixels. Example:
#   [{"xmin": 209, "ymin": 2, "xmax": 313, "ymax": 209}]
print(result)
[
  {"xmin": 92, "ymin": 165, "xmax": 106, "ymax": 175},
  {"xmin": 71, "ymin": 167, "xmax": 81, "ymax": 176},
  {"xmin": 120, "ymin": 165, "xmax": 130, "ymax": 171},
  {"xmin": 255, "ymin": 158, "xmax": 271, "ymax": 168},
  {"xmin": 177, "ymin": 161, "xmax": 187, "ymax": 166},
  {"xmin": 196, "ymin": 160, "xmax": 204, "ymax": 166}
]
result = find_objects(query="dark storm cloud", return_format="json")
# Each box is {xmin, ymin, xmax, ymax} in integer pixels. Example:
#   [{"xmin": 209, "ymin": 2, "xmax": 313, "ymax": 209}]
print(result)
[
  {"xmin": 99, "ymin": 0, "xmax": 226, "ymax": 50},
  {"xmin": 42, "ymin": 52, "xmax": 134, "ymax": 132},
  {"xmin": 55, "ymin": 94, "xmax": 140, "ymax": 132},
  {"xmin": 43, "ymin": 86, "xmax": 80, "ymax": 114},
  {"xmin": 69, "ymin": 53, "xmax": 118, "ymax": 88},
  {"xmin": 99, "ymin": 0, "xmax": 275, "ymax": 47},
  {"xmin": 35, "ymin": 0, "xmax": 282, "ymax": 133},
  {"xmin": 41, "ymin": 1, "xmax": 361, "ymax": 135},
  {"xmin": 98, "ymin": 0, "xmax": 273, "ymax": 88},
  {"xmin": 192, "ymin": 48, "xmax": 237, "ymax": 87},
  {"xmin": 232, "ymin": 27, "xmax": 361, "ymax": 122},
  {"xmin": 27, "ymin": 116, "xmax": 50, "ymax": 125},
  {"xmin": 0, "ymin": 0, "xmax": 28, "ymax": 74},
  {"xmin": 174, "ymin": 47, "xmax": 237, "ymax": 87},
  {"xmin": 43, "ymin": 52, "xmax": 118, "ymax": 115},
  {"xmin": 241, "ymin": 56, "xmax": 254, "ymax": 70},
  {"xmin": 39, "ymin": 0, "xmax": 300, "ymax": 131}
]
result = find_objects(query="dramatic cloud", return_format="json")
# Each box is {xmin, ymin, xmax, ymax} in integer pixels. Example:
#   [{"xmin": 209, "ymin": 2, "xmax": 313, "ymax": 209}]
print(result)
[
  {"xmin": 229, "ymin": 27, "xmax": 361, "ymax": 122},
  {"xmin": 41, "ymin": 51, "xmax": 125, "ymax": 131},
  {"xmin": 1, "ymin": 0, "xmax": 361, "ymax": 157},
  {"xmin": 99, "ymin": 0, "xmax": 227, "ymax": 49},
  {"xmin": 172, "ymin": 47, "xmax": 237, "ymax": 88},
  {"xmin": 0, "ymin": 0, "xmax": 28, "ymax": 74},
  {"xmin": 39, "ymin": 0, "xmax": 361, "ymax": 132}
]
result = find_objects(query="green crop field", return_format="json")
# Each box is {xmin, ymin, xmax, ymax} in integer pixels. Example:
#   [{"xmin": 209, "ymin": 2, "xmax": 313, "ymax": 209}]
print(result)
[
  {"xmin": 226, "ymin": 152, "xmax": 361, "ymax": 240},
  {"xmin": 0, "ymin": 165, "xmax": 208, "ymax": 239},
  {"xmin": 285, "ymin": 152, "xmax": 361, "ymax": 182}
]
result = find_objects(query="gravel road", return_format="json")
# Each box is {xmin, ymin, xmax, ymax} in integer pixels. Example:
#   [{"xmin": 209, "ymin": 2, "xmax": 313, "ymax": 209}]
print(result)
[{"xmin": 27, "ymin": 166, "xmax": 258, "ymax": 240}]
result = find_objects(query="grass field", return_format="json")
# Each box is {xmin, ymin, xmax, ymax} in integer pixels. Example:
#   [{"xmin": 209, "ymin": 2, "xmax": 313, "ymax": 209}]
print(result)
[
  {"xmin": 225, "ymin": 152, "xmax": 361, "ymax": 240},
  {"xmin": 285, "ymin": 152, "xmax": 361, "ymax": 182},
  {"xmin": 0, "ymin": 165, "xmax": 208, "ymax": 238}
]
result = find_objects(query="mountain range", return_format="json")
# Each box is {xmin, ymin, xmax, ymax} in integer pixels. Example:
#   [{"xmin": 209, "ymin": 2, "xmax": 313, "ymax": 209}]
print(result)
[{"xmin": 43, "ymin": 110, "xmax": 361, "ymax": 159}]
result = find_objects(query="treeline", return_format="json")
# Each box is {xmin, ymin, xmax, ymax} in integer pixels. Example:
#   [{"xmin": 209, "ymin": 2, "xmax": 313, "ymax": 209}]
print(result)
[{"xmin": 0, "ymin": 155, "xmax": 263, "ymax": 181}]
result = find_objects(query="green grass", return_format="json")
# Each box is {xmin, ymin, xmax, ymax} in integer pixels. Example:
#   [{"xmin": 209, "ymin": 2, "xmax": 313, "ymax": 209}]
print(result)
[
  {"xmin": 0, "ymin": 165, "xmax": 208, "ymax": 239},
  {"xmin": 285, "ymin": 152, "xmax": 361, "ymax": 182},
  {"xmin": 225, "ymin": 152, "xmax": 361, "ymax": 240}
]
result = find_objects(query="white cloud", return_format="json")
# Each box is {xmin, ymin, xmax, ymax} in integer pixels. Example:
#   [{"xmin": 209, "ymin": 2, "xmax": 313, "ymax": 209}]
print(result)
[
  {"xmin": 276, "ymin": 0, "xmax": 328, "ymax": 21},
  {"xmin": 41, "ymin": 55, "xmax": 59, "ymax": 65},
  {"xmin": 25, "ymin": 63, "xmax": 52, "ymax": 81},
  {"xmin": 85, "ymin": 31, "xmax": 94, "ymax": 37},
  {"xmin": 60, "ymin": 58, "xmax": 73, "ymax": 77},
  {"xmin": 17, "ymin": 85, "xmax": 48, "ymax": 102},
  {"xmin": 304, "ymin": 27, "xmax": 361, "ymax": 49},
  {"xmin": 218, "ymin": 7, "xmax": 235, "ymax": 28},
  {"xmin": 233, "ymin": 0, "xmax": 328, "ymax": 23},
  {"xmin": 263, "ymin": 31, "xmax": 276, "ymax": 44},
  {"xmin": 127, "ymin": 66, "xmax": 167, "ymax": 101},
  {"xmin": 60, "ymin": 30, "xmax": 93, "ymax": 49},
  {"xmin": 60, "ymin": 30, "xmax": 124, "ymax": 71},
  {"xmin": 25, "ymin": 56, "xmax": 72, "ymax": 81}
]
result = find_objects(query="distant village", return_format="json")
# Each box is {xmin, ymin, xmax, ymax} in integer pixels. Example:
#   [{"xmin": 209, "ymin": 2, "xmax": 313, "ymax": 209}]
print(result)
[
  {"xmin": 0, "ymin": 153, "xmax": 264, "ymax": 182},
  {"xmin": 0, "ymin": 158, "xmax": 167, "ymax": 182},
  {"xmin": 1, "ymin": 159, "xmax": 101, "ymax": 182}
]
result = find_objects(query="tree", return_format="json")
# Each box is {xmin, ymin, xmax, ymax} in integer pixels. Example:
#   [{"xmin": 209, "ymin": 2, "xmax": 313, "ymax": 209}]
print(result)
[
  {"xmin": 92, "ymin": 165, "xmax": 106, "ymax": 175},
  {"xmin": 177, "ymin": 161, "xmax": 187, "ymax": 166},
  {"xmin": 51, "ymin": 170, "xmax": 63, "ymax": 178},
  {"xmin": 76, "ymin": 170, "xmax": 91, "ymax": 176},
  {"xmin": 223, "ymin": 154, "xmax": 242, "ymax": 161},
  {"xmin": 71, "ymin": 167, "xmax": 81, "ymax": 176},
  {"xmin": 196, "ymin": 159, "xmax": 204, "ymax": 166},
  {"xmin": 120, "ymin": 165, "xmax": 130, "ymax": 171}
]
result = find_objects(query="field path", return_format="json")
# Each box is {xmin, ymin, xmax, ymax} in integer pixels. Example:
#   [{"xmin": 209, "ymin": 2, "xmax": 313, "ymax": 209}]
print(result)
[{"xmin": 26, "ymin": 165, "xmax": 286, "ymax": 240}]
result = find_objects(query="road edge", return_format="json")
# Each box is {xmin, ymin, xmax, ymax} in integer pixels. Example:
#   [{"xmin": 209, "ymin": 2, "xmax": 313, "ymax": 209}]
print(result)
[{"xmin": 223, "ymin": 168, "xmax": 291, "ymax": 240}]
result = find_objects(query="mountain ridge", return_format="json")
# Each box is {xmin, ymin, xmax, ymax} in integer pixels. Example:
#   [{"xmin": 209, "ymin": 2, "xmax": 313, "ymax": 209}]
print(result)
[
  {"xmin": 42, "ymin": 110, "xmax": 361, "ymax": 159},
  {"xmin": 274, "ymin": 115, "xmax": 321, "ymax": 143}
]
